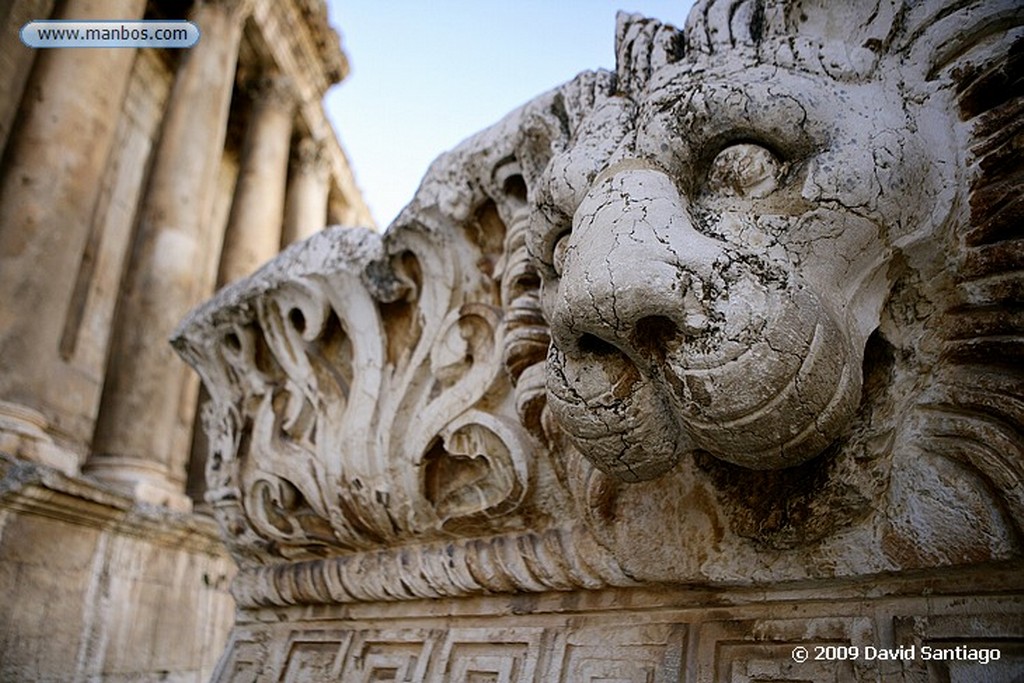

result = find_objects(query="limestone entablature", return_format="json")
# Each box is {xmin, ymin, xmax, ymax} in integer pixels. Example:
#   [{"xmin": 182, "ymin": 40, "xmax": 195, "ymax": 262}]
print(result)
[{"xmin": 175, "ymin": 0, "xmax": 1024, "ymax": 679}]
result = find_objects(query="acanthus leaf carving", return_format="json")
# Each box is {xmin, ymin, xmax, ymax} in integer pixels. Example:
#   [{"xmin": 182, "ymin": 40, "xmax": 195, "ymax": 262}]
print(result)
[{"xmin": 175, "ymin": 212, "xmax": 554, "ymax": 562}]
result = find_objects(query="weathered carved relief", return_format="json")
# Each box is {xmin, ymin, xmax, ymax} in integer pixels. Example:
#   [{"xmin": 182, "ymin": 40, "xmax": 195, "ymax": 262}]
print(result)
[
  {"xmin": 520, "ymin": 0, "xmax": 1024, "ymax": 582},
  {"xmin": 176, "ymin": 0, "xmax": 1024, "ymax": 591},
  {"xmin": 174, "ymin": 122, "xmax": 635, "ymax": 597},
  {"xmin": 174, "ymin": 0, "xmax": 1023, "ymax": 678},
  {"xmin": 209, "ymin": 579, "xmax": 1024, "ymax": 681}
]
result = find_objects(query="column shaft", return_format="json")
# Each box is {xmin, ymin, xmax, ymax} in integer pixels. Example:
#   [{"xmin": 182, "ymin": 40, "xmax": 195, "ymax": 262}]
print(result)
[
  {"xmin": 0, "ymin": 0, "xmax": 146, "ymax": 473},
  {"xmin": 86, "ymin": 0, "xmax": 247, "ymax": 509},
  {"xmin": 281, "ymin": 138, "xmax": 330, "ymax": 246},
  {"xmin": 217, "ymin": 75, "xmax": 295, "ymax": 286}
]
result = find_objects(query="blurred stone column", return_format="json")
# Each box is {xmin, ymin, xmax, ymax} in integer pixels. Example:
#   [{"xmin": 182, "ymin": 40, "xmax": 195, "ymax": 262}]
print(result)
[
  {"xmin": 0, "ymin": 0, "xmax": 146, "ymax": 474},
  {"xmin": 0, "ymin": 0, "xmax": 59, "ymax": 156},
  {"xmin": 217, "ymin": 74, "xmax": 295, "ymax": 285},
  {"xmin": 85, "ymin": 0, "xmax": 250, "ymax": 510},
  {"xmin": 281, "ymin": 138, "xmax": 330, "ymax": 246}
]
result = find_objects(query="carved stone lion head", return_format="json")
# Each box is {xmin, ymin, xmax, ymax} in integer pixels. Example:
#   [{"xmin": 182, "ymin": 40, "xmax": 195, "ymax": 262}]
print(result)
[{"xmin": 522, "ymin": 0, "xmax": 1021, "ymax": 495}]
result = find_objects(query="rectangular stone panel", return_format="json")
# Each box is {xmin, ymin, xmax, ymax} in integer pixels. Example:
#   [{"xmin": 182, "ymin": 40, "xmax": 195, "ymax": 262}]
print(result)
[
  {"xmin": 210, "ymin": 580, "xmax": 1024, "ymax": 682},
  {"xmin": 0, "ymin": 513, "xmax": 101, "ymax": 679},
  {"xmin": 214, "ymin": 635, "xmax": 264, "ymax": 683},
  {"xmin": 892, "ymin": 610, "xmax": 1024, "ymax": 682},
  {"xmin": 692, "ymin": 616, "xmax": 876, "ymax": 683},
  {"xmin": 558, "ymin": 622, "xmax": 687, "ymax": 682},
  {"xmin": 276, "ymin": 630, "xmax": 351, "ymax": 682},
  {"xmin": 434, "ymin": 628, "xmax": 546, "ymax": 682},
  {"xmin": 338, "ymin": 628, "xmax": 441, "ymax": 682}
]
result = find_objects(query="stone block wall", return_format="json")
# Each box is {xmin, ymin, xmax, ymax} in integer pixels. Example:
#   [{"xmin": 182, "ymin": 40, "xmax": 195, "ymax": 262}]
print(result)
[{"xmin": 0, "ymin": 455, "xmax": 235, "ymax": 681}]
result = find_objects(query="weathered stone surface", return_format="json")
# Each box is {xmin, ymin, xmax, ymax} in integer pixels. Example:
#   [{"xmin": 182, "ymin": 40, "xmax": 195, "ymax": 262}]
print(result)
[
  {"xmin": 0, "ymin": 0, "xmax": 373, "ymax": 680},
  {"xmin": 0, "ymin": 0, "xmax": 147, "ymax": 470},
  {"xmin": 0, "ymin": 454, "xmax": 235, "ymax": 682},
  {"xmin": 210, "ymin": 568, "xmax": 1024, "ymax": 681},
  {"xmin": 174, "ymin": 0, "xmax": 1024, "ymax": 678}
]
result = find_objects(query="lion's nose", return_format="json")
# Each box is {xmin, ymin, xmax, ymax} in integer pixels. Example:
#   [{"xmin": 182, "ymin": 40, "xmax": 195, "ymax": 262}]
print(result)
[{"xmin": 551, "ymin": 166, "xmax": 723, "ymax": 363}]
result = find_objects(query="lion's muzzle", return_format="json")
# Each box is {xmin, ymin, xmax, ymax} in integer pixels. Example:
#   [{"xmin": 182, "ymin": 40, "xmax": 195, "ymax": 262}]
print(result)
[{"xmin": 545, "ymin": 166, "xmax": 862, "ymax": 478}]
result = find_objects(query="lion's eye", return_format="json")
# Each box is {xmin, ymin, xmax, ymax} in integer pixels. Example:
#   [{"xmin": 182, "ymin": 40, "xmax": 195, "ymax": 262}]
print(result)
[
  {"xmin": 552, "ymin": 232, "xmax": 572, "ymax": 276},
  {"xmin": 708, "ymin": 143, "xmax": 785, "ymax": 198}
]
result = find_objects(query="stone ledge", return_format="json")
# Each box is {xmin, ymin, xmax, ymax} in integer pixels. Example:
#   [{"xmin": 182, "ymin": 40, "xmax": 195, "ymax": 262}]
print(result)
[
  {"xmin": 216, "ymin": 577, "xmax": 1024, "ymax": 682},
  {"xmin": 0, "ymin": 451, "xmax": 227, "ymax": 557},
  {"xmin": 231, "ymin": 558, "xmax": 1024, "ymax": 624}
]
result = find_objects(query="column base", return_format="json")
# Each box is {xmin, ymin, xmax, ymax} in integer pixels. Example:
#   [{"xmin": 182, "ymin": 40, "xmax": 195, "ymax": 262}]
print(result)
[
  {"xmin": 82, "ymin": 454, "xmax": 193, "ymax": 512},
  {"xmin": 0, "ymin": 400, "xmax": 79, "ymax": 475}
]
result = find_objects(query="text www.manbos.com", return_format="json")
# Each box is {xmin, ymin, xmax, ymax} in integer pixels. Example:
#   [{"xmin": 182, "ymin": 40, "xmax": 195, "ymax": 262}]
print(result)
[{"xmin": 21, "ymin": 20, "xmax": 199, "ymax": 48}]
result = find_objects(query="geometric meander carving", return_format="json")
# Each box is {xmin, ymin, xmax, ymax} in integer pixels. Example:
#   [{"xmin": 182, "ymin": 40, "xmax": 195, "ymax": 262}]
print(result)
[
  {"xmin": 173, "ymin": 0, "xmax": 1024, "ymax": 617},
  {"xmin": 213, "ymin": 590, "xmax": 1024, "ymax": 682}
]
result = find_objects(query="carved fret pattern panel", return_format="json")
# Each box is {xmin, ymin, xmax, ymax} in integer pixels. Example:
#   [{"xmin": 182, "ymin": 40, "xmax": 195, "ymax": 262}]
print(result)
[
  {"xmin": 338, "ymin": 629, "xmax": 441, "ymax": 682},
  {"xmin": 558, "ymin": 623, "xmax": 687, "ymax": 682},
  {"xmin": 279, "ymin": 643, "xmax": 340, "ymax": 681},
  {"xmin": 711, "ymin": 644, "xmax": 857, "ymax": 683},
  {"xmin": 434, "ymin": 628, "xmax": 546, "ymax": 682},
  {"xmin": 213, "ymin": 591, "xmax": 1024, "ymax": 681},
  {"xmin": 692, "ymin": 616, "xmax": 875, "ymax": 683},
  {"xmin": 892, "ymin": 611, "xmax": 1024, "ymax": 682},
  {"xmin": 214, "ymin": 635, "xmax": 265, "ymax": 683},
  {"xmin": 239, "ymin": 623, "xmax": 704, "ymax": 681},
  {"xmin": 277, "ymin": 631, "xmax": 351, "ymax": 682}
]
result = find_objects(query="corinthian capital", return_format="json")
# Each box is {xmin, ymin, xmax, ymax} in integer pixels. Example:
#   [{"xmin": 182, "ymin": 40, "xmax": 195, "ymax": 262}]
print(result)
[
  {"xmin": 245, "ymin": 73, "xmax": 296, "ymax": 113},
  {"xmin": 196, "ymin": 0, "xmax": 254, "ymax": 21},
  {"xmin": 291, "ymin": 137, "xmax": 327, "ymax": 174}
]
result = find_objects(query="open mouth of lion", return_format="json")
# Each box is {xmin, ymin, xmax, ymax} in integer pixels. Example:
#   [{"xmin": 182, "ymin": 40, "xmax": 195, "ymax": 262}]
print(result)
[{"xmin": 546, "ymin": 285, "xmax": 862, "ymax": 480}]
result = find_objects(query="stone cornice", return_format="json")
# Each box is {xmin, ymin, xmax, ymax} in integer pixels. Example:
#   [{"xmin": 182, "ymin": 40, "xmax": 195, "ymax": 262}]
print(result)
[
  {"xmin": 295, "ymin": 0, "xmax": 349, "ymax": 83},
  {"xmin": 230, "ymin": 526, "xmax": 634, "ymax": 609},
  {"xmin": 0, "ymin": 453, "xmax": 228, "ymax": 557},
  {"xmin": 253, "ymin": 0, "xmax": 346, "ymax": 103},
  {"xmin": 233, "ymin": 560, "xmax": 1024, "ymax": 617},
  {"xmin": 244, "ymin": 0, "xmax": 371, "ymax": 227}
]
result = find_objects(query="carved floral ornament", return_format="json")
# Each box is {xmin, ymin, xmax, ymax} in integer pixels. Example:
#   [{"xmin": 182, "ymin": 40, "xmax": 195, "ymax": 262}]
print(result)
[{"xmin": 173, "ymin": 0, "xmax": 1024, "ymax": 608}]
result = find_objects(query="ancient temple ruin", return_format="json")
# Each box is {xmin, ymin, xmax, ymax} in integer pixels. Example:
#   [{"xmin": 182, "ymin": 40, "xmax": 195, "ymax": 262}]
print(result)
[
  {"xmin": 0, "ymin": 0, "xmax": 369, "ymax": 679},
  {"xmin": 2, "ymin": 0, "xmax": 1023, "ymax": 680},
  {"xmin": 171, "ymin": 0, "xmax": 1024, "ymax": 680}
]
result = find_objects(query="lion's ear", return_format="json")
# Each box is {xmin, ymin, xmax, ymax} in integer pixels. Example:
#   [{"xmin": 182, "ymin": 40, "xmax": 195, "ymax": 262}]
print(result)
[
  {"xmin": 516, "ymin": 112, "xmax": 564, "ymax": 194},
  {"xmin": 514, "ymin": 69, "xmax": 616, "ymax": 194},
  {"xmin": 684, "ymin": 0, "xmax": 898, "ymax": 53},
  {"xmin": 905, "ymin": 2, "xmax": 1024, "ymax": 534},
  {"xmin": 614, "ymin": 12, "xmax": 684, "ymax": 98},
  {"xmin": 683, "ymin": 0, "xmax": 768, "ymax": 54},
  {"xmin": 896, "ymin": 0, "xmax": 1023, "ymax": 83}
]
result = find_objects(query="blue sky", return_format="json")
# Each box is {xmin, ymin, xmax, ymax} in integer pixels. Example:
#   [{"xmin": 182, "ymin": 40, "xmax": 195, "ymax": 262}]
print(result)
[{"xmin": 324, "ymin": 2, "xmax": 696, "ymax": 228}]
